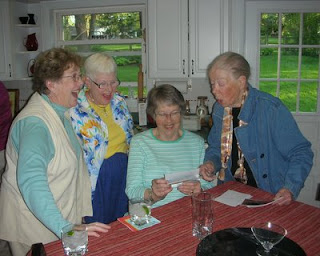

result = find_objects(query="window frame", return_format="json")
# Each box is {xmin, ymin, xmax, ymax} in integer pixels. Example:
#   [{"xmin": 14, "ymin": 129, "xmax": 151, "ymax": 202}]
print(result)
[
  {"xmin": 245, "ymin": 1, "xmax": 320, "ymax": 115},
  {"xmin": 53, "ymin": 5, "xmax": 146, "ymax": 91}
]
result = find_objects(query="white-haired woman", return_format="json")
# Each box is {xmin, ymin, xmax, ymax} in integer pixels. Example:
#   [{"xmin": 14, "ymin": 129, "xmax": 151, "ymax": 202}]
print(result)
[{"xmin": 69, "ymin": 53, "xmax": 134, "ymax": 224}]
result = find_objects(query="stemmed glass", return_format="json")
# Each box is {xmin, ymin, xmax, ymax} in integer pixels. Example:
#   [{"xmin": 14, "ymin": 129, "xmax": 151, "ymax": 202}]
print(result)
[{"xmin": 251, "ymin": 222, "xmax": 287, "ymax": 256}]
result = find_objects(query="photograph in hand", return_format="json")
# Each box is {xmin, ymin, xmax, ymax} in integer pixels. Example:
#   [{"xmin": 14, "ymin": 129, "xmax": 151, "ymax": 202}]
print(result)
[{"xmin": 164, "ymin": 169, "xmax": 200, "ymax": 185}]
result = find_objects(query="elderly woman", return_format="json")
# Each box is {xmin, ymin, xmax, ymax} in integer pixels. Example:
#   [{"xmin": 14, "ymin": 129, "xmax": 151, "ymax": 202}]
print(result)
[
  {"xmin": 69, "ymin": 53, "xmax": 133, "ymax": 224},
  {"xmin": 200, "ymin": 51, "xmax": 313, "ymax": 205},
  {"xmin": 126, "ymin": 84, "xmax": 214, "ymax": 207},
  {"xmin": 0, "ymin": 48, "xmax": 110, "ymax": 256}
]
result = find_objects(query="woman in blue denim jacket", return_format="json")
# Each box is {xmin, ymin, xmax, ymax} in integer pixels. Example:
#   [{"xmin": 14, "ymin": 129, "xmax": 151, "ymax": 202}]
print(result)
[{"xmin": 199, "ymin": 52, "xmax": 313, "ymax": 205}]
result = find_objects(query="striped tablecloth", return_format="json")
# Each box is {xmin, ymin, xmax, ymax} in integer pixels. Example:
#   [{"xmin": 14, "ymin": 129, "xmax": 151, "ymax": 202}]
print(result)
[{"xmin": 44, "ymin": 181, "xmax": 320, "ymax": 256}]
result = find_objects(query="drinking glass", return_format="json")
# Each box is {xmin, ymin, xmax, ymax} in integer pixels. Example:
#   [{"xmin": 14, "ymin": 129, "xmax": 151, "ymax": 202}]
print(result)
[
  {"xmin": 129, "ymin": 198, "xmax": 152, "ymax": 225},
  {"xmin": 192, "ymin": 192, "xmax": 214, "ymax": 240},
  {"xmin": 61, "ymin": 225, "xmax": 88, "ymax": 256},
  {"xmin": 251, "ymin": 222, "xmax": 287, "ymax": 256}
]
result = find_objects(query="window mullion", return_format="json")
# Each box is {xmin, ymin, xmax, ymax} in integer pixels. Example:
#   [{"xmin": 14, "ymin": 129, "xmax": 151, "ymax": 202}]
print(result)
[
  {"xmin": 296, "ymin": 13, "xmax": 304, "ymax": 113},
  {"xmin": 276, "ymin": 12, "xmax": 282, "ymax": 98}
]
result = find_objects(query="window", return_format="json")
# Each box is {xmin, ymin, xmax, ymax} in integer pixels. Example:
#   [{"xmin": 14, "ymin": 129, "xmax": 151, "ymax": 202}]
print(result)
[
  {"xmin": 54, "ymin": 6, "xmax": 146, "ymax": 97},
  {"xmin": 259, "ymin": 12, "xmax": 319, "ymax": 113}
]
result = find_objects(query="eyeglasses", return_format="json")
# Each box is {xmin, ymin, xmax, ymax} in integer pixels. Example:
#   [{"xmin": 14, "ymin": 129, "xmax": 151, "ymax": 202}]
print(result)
[
  {"xmin": 89, "ymin": 77, "xmax": 120, "ymax": 89},
  {"xmin": 155, "ymin": 111, "xmax": 181, "ymax": 120},
  {"xmin": 61, "ymin": 73, "xmax": 83, "ymax": 82}
]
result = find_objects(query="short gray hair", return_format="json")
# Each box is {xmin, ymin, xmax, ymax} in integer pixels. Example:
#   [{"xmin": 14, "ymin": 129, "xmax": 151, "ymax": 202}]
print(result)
[
  {"xmin": 146, "ymin": 84, "xmax": 186, "ymax": 119},
  {"xmin": 207, "ymin": 52, "xmax": 251, "ymax": 80},
  {"xmin": 84, "ymin": 52, "xmax": 117, "ymax": 79}
]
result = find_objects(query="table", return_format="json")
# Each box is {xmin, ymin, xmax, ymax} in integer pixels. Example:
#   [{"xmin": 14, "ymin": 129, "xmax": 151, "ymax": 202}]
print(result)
[{"xmin": 44, "ymin": 181, "xmax": 320, "ymax": 256}]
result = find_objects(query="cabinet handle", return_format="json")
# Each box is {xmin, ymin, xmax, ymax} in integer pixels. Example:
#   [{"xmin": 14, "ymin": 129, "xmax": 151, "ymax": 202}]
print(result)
[
  {"xmin": 182, "ymin": 59, "xmax": 185, "ymax": 75},
  {"xmin": 191, "ymin": 60, "xmax": 195, "ymax": 75},
  {"xmin": 9, "ymin": 64, "xmax": 12, "ymax": 77}
]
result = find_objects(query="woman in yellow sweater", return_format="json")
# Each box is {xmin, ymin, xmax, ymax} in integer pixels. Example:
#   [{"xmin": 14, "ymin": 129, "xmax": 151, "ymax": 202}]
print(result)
[{"xmin": 69, "ymin": 53, "xmax": 134, "ymax": 224}]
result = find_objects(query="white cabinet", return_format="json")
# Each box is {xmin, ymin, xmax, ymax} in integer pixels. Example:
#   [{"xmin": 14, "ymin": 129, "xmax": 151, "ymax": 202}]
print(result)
[
  {"xmin": 0, "ymin": 0, "xmax": 13, "ymax": 80},
  {"xmin": 188, "ymin": 0, "xmax": 222, "ymax": 78},
  {"xmin": 148, "ymin": 0, "xmax": 222, "ymax": 79}
]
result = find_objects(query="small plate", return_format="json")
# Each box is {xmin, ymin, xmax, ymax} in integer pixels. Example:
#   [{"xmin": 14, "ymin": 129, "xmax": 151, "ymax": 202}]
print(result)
[{"xmin": 196, "ymin": 228, "xmax": 306, "ymax": 256}]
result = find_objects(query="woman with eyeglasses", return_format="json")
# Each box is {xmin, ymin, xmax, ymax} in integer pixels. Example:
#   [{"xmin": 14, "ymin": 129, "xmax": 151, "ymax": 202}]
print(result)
[
  {"xmin": 126, "ymin": 84, "xmax": 214, "ymax": 207},
  {"xmin": 69, "ymin": 53, "xmax": 134, "ymax": 224},
  {"xmin": 0, "ymin": 48, "xmax": 110, "ymax": 256}
]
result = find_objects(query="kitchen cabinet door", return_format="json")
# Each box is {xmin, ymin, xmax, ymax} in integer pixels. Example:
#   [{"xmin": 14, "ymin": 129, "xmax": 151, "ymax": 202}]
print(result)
[
  {"xmin": 147, "ymin": 0, "xmax": 222, "ymax": 79},
  {"xmin": 189, "ymin": 0, "xmax": 222, "ymax": 78},
  {"xmin": 0, "ymin": 0, "xmax": 13, "ymax": 80},
  {"xmin": 148, "ymin": 0, "xmax": 188, "ymax": 78}
]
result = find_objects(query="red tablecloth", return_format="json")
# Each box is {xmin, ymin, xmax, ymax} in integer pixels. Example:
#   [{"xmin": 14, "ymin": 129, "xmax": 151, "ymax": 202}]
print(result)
[{"xmin": 44, "ymin": 181, "xmax": 320, "ymax": 256}]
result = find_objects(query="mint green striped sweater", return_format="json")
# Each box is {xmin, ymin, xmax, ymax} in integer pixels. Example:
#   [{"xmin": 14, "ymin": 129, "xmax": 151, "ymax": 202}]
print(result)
[{"xmin": 126, "ymin": 129, "xmax": 214, "ymax": 208}]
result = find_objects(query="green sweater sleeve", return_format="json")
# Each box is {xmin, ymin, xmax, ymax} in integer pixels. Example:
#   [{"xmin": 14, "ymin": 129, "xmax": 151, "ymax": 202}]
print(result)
[{"xmin": 12, "ymin": 116, "xmax": 71, "ymax": 237}]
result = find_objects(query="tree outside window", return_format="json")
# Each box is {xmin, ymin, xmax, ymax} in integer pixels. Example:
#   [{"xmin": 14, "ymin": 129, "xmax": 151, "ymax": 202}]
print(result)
[
  {"xmin": 259, "ymin": 12, "xmax": 319, "ymax": 113},
  {"xmin": 55, "ymin": 7, "xmax": 146, "ymax": 98}
]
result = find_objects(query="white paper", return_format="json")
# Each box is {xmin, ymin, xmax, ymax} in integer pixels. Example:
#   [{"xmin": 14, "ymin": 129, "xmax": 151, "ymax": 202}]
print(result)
[
  {"xmin": 214, "ymin": 190, "xmax": 252, "ymax": 207},
  {"xmin": 164, "ymin": 169, "xmax": 200, "ymax": 185}
]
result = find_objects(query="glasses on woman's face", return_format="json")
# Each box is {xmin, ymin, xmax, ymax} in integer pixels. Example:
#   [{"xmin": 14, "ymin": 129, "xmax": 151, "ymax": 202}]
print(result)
[
  {"xmin": 155, "ymin": 110, "xmax": 181, "ymax": 121},
  {"xmin": 61, "ymin": 73, "xmax": 82, "ymax": 82},
  {"xmin": 89, "ymin": 77, "xmax": 120, "ymax": 89}
]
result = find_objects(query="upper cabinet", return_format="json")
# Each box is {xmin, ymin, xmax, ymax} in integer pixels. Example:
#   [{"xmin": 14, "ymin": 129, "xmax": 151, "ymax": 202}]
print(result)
[
  {"xmin": 147, "ymin": 0, "xmax": 223, "ymax": 79},
  {"xmin": 0, "ymin": 0, "xmax": 13, "ymax": 80}
]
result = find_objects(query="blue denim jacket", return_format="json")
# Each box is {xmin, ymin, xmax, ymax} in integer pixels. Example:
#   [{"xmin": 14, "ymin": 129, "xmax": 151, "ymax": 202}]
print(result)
[{"xmin": 204, "ymin": 85, "xmax": 313, "ymax": 198}]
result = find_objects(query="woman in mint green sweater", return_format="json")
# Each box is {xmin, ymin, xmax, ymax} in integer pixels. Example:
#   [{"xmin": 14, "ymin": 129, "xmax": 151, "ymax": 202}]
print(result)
[{"xmin": 126, "ymin": 84, "xmax": 214, "ymax": 208}]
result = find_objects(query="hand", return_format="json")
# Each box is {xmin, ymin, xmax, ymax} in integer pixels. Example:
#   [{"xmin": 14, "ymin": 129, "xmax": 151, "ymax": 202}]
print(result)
[
  {"xmin": 178, "ymin": 180, "xmax": 201, "ymax": 195},
  {"xmin": 152, "ymin": 178, "xmax": 173, "ymax": 200},
  {"xmin": 75, "ymin": 222, "xmax": 111, "ymax": 238},
  {"xmin": 199, "ymin": 161, "xmax": 216, "ymax": 181},
  {"xmin": 273, "ymin": 188, "xmax": 293, "ymax": 206}
]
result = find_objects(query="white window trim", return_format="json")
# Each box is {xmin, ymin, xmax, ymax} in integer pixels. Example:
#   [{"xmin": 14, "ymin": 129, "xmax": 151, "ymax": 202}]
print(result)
[
  {"xmin": 245, "ymin": 1, "xmax": 320, "ymax": 115},
  {"xmin": 54, "ymin": 5, "xmax": 145, "ymax": 58}
]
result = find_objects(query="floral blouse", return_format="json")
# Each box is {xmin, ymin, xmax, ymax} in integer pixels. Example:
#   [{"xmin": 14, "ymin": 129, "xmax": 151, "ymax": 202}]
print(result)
[{"xmin": 68, "ymin": 87, "xmax": 134, "ymax": 197}]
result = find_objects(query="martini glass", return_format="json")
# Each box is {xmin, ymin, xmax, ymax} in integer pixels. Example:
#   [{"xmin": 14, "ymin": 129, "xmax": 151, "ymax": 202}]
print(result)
[{"xmin": 251, "ymin": 222, "xmax": 287, "ymax": 256}]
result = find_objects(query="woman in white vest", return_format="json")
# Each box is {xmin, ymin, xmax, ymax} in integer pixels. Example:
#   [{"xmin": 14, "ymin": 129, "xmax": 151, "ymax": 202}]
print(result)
[{"xmin": 0, "ymin": 48, "xmax": 110, "ymax": 256}]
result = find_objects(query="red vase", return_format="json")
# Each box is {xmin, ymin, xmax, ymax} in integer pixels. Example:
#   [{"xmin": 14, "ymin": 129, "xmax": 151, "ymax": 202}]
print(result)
[{"xmin": 24, "ymin": 33, "xmax": 38, "ymax": 51}]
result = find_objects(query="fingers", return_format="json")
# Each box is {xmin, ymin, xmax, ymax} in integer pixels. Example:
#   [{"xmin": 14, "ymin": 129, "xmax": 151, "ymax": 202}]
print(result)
[
  {"xmin": 274, "ymin": 188, "xmax": 293, "ymax": 206},
  {"xmin": 85, "ymin": 222, "xmax": 111, "ymax": 237},
  {"xmin": 199, "ymin": 162, "xmax": 216, "ymax": 181},
  {"xmin": 152, "ymin": 178, "xmax": 172, "ymax": 198},
  {"xmin": 178, "ymin": 181, "xmax": 201, "ymax": 195}
]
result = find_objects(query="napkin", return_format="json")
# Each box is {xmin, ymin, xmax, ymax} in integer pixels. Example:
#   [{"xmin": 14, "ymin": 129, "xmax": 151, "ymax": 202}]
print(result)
[
  {"xmin": 117, "ymin": 216, "xmax": 161, "ymax": 232},
  {"xmin": 215, "ymin": 190, "xmax": 252, "ymax": 207}
]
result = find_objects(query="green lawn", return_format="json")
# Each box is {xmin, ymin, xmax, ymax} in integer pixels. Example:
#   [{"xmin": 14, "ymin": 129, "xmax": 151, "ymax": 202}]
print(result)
[
  {"xmin": 260, "ymin": 54, "xmax": 318, "ymax": 112},
  {"xmin": 69, "ymin": 43, "xmax": 319, "ymax": 112}
]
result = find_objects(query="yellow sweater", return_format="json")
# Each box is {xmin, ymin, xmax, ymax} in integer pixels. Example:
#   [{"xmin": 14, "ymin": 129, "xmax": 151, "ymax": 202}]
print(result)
[{"xmin": 90, "ymin": 103, "xmax": 128, "ymax": 158}]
